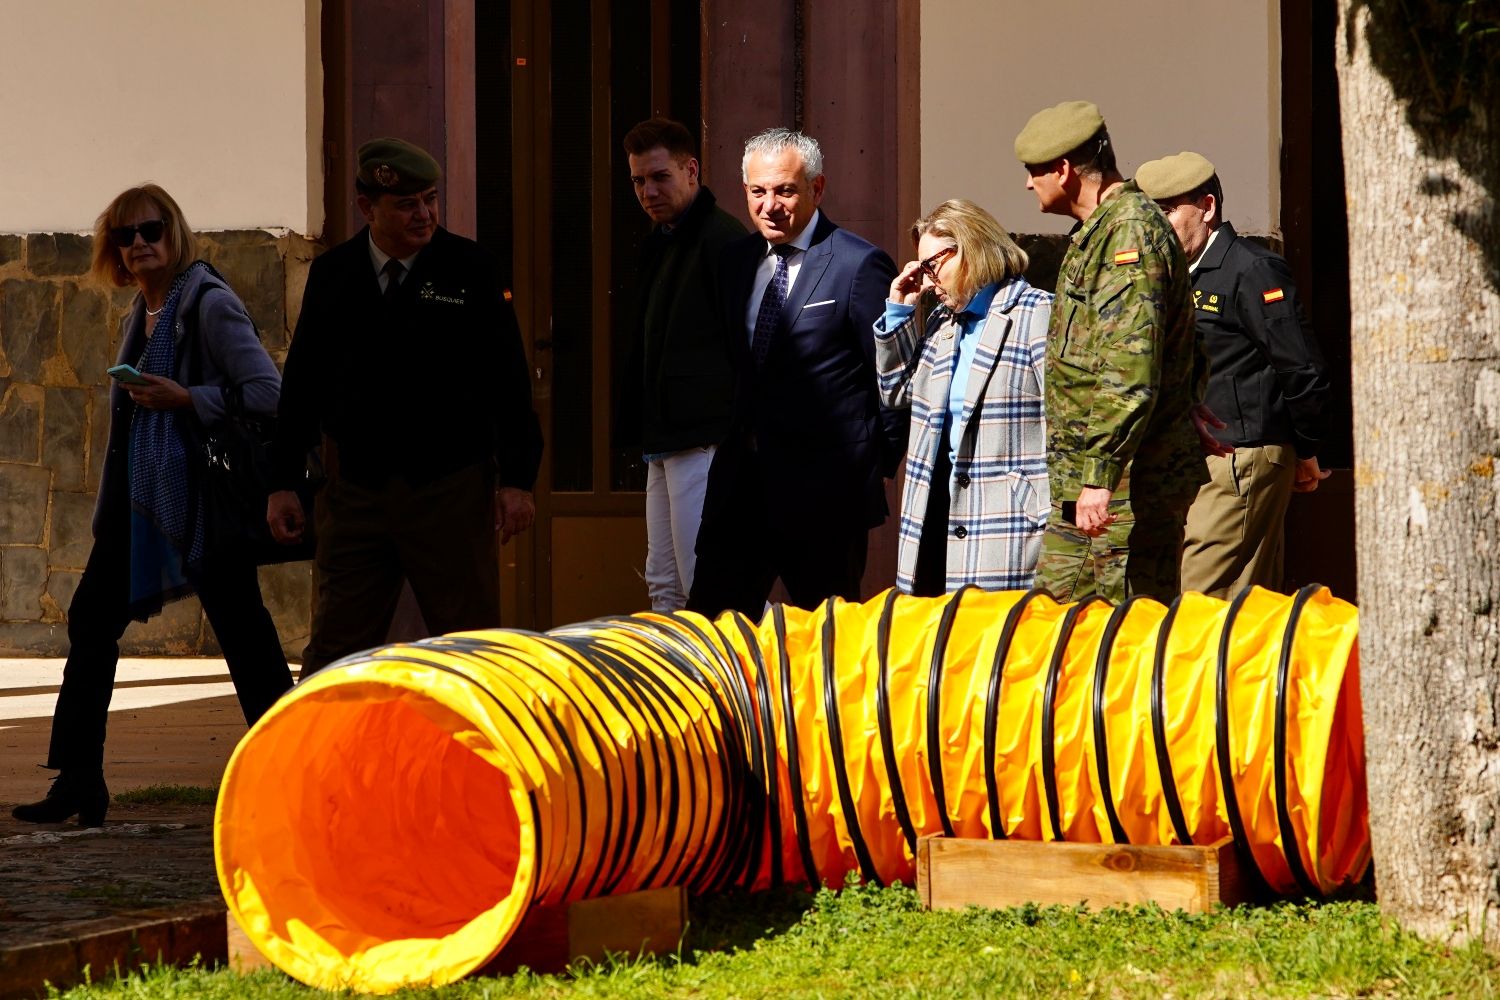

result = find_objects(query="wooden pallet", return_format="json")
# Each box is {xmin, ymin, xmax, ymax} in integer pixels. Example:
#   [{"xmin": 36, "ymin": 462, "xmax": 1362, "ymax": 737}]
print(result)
[
  {"xmin": 227, "ymin": 885, "xmax": 687, "ymax": 977},
  {"xmin": 916, "ymin": 835, "xmax": 1249, "ymax": 914}
]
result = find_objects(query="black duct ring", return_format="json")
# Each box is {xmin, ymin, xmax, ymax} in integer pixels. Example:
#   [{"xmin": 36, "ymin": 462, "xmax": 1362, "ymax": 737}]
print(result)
[
  {"xmin": 1042, "ymin": 596, "xmax": 1105, "ymax": 842},
  {"xmin": 1091, "ymin": 597, "xmax": 1141, "ymax": 844},
  {"xmin": 925, "ymin": 586, "xmax": 977, "ymax": 838},
  {"xmin": 1150, "ymin": 596, "xmax": 1195, "ymax": 845},
  {"xmin": 1273, "ymin": 584, "xmax": 1324, "ymax": 897},
  {"xmin": 773, "ymin": 604, "xmax": 821, "ymax": 887},
  {"xmin": 874, "ymin": 589, "xmax": 919, "ymax": 853},
  {"xmin": 732, "ymin": 613, "xmax": 784, "ymax": 889},
  {"xmin": 983, "ymin": 589, "xmax": 1044, "ymax": 840},
  {"xmin": 820, "ymin": 599, "xmax": 879, "ymax": 883},
  {"xmin": 1217, "ymin": 586, "xmax": 1269, "ymax": 888}
]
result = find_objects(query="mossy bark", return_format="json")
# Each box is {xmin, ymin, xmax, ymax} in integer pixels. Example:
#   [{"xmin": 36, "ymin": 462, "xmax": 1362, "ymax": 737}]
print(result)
[{"xmin": 1337, "ymin": 0, "xmax": 1500, "ymax": 948}]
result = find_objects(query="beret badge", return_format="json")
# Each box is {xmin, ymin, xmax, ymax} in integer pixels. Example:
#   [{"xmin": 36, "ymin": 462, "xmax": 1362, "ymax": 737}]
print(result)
[{"xmin": 374, "ymin": 164, "xmax": 400, "ymax": 188}]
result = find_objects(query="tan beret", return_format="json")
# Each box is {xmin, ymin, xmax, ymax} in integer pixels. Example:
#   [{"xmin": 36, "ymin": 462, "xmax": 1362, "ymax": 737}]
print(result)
[
  {"xmin": 1013, "ymin": 100, "xmax": 1105, "ymax": 164},
  {"xmin": 1136, "ymin": 151, "xmax": 1217, "ymax": 200},
  {"xmin": 357, "ymin": 137, "xmax": 441, "ymax": 195}
]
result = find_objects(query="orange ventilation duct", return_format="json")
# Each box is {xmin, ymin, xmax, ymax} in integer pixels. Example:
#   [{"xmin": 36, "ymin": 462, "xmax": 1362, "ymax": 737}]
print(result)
[{"xmin": 215, "ymin": 585, "xmax": 1367, "ymax": 993}]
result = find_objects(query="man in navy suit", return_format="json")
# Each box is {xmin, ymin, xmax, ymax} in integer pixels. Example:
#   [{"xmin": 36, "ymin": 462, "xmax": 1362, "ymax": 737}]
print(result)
[{"xmin": 687, "ymin": 128, "xmax": 901, "ymax": 618}]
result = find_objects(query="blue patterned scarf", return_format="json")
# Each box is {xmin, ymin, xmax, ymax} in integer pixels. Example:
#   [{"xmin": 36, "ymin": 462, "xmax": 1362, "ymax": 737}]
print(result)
[{"xmin": 127, "ymin": 262, "xmax": 212, "ymax": 618}]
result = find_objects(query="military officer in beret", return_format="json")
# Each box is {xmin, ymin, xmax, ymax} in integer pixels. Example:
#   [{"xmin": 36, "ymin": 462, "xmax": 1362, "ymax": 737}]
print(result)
[
  {"xmin": 1014, "ymin": 101, "xmax": 1204, "ymax": 604},
  {"xmin": 1137, "ymin": 152, "xmax": 1330, "ymax": 600},
  {"xmin": 268, "ymin": 137, "xmax": 542, "ymax": 675}
]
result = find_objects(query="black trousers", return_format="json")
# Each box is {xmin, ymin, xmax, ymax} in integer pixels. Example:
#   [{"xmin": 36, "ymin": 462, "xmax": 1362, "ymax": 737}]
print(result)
[
  {"xmin": 300, "ymin": 462, "xmax": 500, "ymax": 676},
  {"xmin": 687, "ymin": 444, "xmax": 870, "ymax": 618},
  {"xmin": 911, "ymin": 447, "xmax": 953, "ymax": 598},
  {"xmin": 46, "ymin": 519, "xmax": 294, "ymax": 772}
]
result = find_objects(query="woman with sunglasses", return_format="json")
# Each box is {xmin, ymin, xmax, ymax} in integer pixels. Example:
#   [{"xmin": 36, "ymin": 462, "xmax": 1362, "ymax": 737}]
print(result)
[
  {"xmin": 873, "ymin": 199, "xmax": 1052, "ymax": 595},
  {"xmin": 12, "ymin": 184, "xmax": 293, "ymax": 827}
]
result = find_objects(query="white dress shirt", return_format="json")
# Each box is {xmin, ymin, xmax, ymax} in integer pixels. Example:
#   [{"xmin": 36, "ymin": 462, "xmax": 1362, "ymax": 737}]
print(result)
[
  {"xmin": 744, "ymin": 209, "xmax": 822, "ymax": 342},
  {"xmin": 368, "ymin": 235, "xmax": 422, "ymax": 293},
  {"xmin": 1188, "ymin": 226, "xmax": 1221, "ymax": 274}
]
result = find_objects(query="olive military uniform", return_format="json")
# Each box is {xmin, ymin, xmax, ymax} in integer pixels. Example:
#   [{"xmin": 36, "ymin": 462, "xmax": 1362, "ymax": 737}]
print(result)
[{"xmin": 1036, "ymin": 181, "xmax": 1204, "ymax": 603}]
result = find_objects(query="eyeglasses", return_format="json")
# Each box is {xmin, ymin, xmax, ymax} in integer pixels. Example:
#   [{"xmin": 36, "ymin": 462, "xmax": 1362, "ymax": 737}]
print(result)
[
  {"xmin": 108, "ymin": 219, "xmax": 167, "ymax": 248},
  {"xmin": 919, "ymin": 246, "xmax": 956, "ymax": 279}
]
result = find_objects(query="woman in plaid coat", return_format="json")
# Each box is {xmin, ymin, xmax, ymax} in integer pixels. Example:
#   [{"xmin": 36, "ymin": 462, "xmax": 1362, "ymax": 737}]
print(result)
[{"xmin": 874, "ymin": 199, "xmax": 1052, "ymax": 595}]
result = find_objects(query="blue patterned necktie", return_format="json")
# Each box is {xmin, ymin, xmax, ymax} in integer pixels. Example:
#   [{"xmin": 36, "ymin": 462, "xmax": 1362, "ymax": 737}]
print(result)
[{"xmin": 751, "ymin": 244, "xmax": 796, "ymax": 366}]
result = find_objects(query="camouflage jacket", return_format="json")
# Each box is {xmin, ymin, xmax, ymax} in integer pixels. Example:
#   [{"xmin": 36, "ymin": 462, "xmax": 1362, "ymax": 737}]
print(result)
[{"xmin": 1046, "ymin": 180, "xmax": 1204, "ymax": 503}]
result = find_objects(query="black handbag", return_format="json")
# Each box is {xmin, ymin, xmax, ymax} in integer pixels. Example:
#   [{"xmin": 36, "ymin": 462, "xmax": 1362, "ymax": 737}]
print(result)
[
  {"xmin": 187, "ymin": 385, "xmax": 319, "ymax": 566},
  {"xmin": 179, "ymin": 290, "xmax": 319, "ymax": 567}
]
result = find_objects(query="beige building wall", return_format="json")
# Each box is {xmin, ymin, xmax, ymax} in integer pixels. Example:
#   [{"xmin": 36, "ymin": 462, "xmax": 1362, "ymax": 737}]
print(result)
[
  {"xmin": 0, "ymin": 2, "xmax": 323, "ymax": 658},
  {"xmin": 920, "ymin": 0, "xmax": 1281, "ymax": 238},
  {"xmin": 0, "ymin": 0, "xmax": 322, "ymax": 235}
]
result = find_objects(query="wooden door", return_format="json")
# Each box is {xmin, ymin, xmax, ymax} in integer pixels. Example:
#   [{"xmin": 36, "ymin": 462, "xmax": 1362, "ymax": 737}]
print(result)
[{"xmin": 477, "ymin": 0, "xmax": 702, "ymax": 629}]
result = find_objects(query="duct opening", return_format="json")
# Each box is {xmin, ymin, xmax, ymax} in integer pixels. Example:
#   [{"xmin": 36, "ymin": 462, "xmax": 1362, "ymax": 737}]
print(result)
[{"xmin": 216, "ymin": 675, "xmax": 534, "ymax": 992}]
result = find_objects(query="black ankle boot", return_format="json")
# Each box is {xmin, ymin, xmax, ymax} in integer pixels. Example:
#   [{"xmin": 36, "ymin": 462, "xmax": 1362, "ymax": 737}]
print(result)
[{"xmin": 12, "ymin": 770, "xmax": 109, "ymax": 827}]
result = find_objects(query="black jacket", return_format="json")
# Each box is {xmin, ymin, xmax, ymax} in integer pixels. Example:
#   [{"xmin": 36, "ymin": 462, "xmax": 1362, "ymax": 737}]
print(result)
[
  {"xmin": 1193, "ymin": 223, "xmax": 1329, "ymax": 456},
  {"xmin": 622, "ymin": 187, "xmax": 746, "ymax": 454},
  {"xmin": 271, "ymin": 226, "xmax": 542, "ymax": 490}
]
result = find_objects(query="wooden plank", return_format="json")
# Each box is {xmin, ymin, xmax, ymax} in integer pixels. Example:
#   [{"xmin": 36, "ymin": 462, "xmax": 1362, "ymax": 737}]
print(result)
[
  {"xmin": 486, "ymin": 885, "xmax": 686, "ymax": 975},
  {"xmin": 229, "ymin": 886, "xmax": 687, "ymax": 979},
  {"xmin": 483, "ymin": 900, "xmax": 570, "ymax": 976},
  {"xmin": 226, "ymin": 912, "xmax": 272, "ymax": 973},
  {"xmin": 918, "ymin": 836, "xmax": 1248, "ymax": 915},
  {"xmin": 568, "ymin": 885, "xmax": 686, "ymax": 962}
]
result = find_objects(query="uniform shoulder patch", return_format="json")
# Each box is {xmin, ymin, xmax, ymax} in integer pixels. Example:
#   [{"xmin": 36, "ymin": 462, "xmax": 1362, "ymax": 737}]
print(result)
[
  {"xmin": 1113, "ymin": 249, "xmax": 1141, "ymax": 265},
  {"xmin": 1263, "ymin": 287, "xmax": 1285, "ymax": 303}
]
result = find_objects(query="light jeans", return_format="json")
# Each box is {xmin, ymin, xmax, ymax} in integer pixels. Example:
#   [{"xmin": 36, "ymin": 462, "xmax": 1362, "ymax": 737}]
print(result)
[{"xmin": 644, "ymin": 445, "xmax": 716, "ymax": 612}]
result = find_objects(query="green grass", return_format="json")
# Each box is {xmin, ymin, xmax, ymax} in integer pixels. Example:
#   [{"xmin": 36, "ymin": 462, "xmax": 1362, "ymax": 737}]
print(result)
[
  {"xmin": 111, "ymin": 784, "xmax": 219, "ymax": 806},
  {"xmin": 50, "ymin": 882, "xmax": 1500, "ymax": 999}
]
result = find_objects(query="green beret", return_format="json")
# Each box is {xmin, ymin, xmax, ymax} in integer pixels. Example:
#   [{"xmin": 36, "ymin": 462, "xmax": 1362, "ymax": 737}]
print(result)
[
  {"xmin": 1013, "ymin": 100, "xmax": 1105, "ymax": 164},
  {"xmin": 1136, "ymin": 151, "xmax": 1217, "ymax": 200},
  {"xmin": 357, "ymin": 138, "xmax": 441, "ymax": 195}
]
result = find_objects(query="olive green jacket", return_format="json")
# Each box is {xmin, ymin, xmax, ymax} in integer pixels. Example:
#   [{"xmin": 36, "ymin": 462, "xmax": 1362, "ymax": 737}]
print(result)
[{"xmin": 1047, "ymin": 181, "xmax": 1205, "ymax": 503}]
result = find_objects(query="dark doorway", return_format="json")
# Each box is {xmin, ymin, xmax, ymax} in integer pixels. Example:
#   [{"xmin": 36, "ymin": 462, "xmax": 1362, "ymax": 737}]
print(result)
[
  {"xmin": 1281, "ymin": 0, "xmax": 1356, "ymax": 600},
  {"xmin": 475, "ymin": 0, "xmax": 703, "ymax": 629}
]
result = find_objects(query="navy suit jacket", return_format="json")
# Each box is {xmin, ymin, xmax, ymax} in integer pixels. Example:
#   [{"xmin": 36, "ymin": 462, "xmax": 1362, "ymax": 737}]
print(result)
[{"xmin": 717, "ymin": 213, "xmax": 902, "ymax": 529}]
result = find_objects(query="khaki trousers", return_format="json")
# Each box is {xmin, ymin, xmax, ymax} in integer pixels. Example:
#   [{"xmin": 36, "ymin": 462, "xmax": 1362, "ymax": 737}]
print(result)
[{"xmin": 1180, "ymin": 444, "xmax": 1295, "ymax": 601}]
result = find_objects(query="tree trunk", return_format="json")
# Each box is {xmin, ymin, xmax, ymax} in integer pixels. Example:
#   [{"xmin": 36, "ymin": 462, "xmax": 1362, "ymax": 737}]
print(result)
[{"xmin": 1336, "ymin": 2, "xmax": 1500, "ymax": 946}]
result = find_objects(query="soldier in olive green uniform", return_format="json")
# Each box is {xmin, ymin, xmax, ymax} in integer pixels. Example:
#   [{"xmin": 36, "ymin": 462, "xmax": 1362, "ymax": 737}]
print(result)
[{"xmin": 1013, "ymin": 101, "xmax": 1204, "ymax": 604}]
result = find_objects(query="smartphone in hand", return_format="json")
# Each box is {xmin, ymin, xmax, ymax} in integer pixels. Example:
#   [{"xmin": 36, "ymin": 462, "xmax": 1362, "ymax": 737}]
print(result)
[{"xmin": 107, "ymin": 363, "xmax": 150, "ymax": 385}]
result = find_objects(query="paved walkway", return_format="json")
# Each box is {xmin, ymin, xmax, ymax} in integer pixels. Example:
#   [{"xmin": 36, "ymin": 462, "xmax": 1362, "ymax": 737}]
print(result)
[
  {"xmin": 1, "ymin": 658, "xmax": 253, "ymax": 807},
  {"xmin": 0, "ymin": 658, "xmax": 259, "ymax": 973}
]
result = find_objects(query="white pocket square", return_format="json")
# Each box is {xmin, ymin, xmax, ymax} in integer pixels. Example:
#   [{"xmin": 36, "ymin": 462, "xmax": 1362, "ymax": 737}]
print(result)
[{"xmin": 803, "ymin": 299, "xmax": 836, "ymax": 309}]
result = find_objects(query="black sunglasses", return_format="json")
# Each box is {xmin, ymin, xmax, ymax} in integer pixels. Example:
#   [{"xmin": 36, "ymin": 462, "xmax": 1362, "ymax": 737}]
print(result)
[{"xmin": 108, "ymin": 219, "xmax": 167, "ymax": 248}]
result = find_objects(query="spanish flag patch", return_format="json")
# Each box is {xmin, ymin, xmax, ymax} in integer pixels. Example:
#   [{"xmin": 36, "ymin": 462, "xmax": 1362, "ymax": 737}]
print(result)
[
  {"xmin": 1113, "ymin": 249, "xmax": 1140, "ymax": 265},
  {"xmin": 1263, "ymin": 287, "xmax": 1284, "ymax": 303}
]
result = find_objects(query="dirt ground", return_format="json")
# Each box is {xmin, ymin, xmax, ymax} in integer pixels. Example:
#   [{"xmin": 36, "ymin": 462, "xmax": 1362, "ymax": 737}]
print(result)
[{"xmin": 0, "ymin": 669, "xmax": 251, "ymax": 946}]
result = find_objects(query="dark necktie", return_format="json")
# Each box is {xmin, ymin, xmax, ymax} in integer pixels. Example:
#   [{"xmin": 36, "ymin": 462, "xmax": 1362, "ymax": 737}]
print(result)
[
  {"xmin": 382, "ymin": 258, "xmax": 405, "ymax": 302},
  {"xmin": 751, "ymin": 245, "xmax": 796, "ymax": 366}
]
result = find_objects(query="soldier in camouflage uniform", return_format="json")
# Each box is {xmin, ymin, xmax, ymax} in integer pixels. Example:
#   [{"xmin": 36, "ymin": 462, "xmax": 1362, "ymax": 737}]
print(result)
[{"xmin": 1013, "ymin": 101, "xmax": 1204, "ymax": 604}]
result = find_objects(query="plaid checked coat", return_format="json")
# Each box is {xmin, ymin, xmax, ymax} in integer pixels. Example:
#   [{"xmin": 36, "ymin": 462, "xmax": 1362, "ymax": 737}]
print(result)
[{"xmin": 874, "ymin": 276, "xmax": 1051, "ymax": 593}]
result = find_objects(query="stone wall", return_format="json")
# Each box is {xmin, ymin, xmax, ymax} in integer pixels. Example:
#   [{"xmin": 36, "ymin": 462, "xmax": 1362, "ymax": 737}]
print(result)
[{"xmin": 0, "ymin": 231, "xmax": 319, "ymax": 659}]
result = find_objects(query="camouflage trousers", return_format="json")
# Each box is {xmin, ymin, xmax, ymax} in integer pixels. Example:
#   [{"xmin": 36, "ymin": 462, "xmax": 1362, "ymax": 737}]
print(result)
[{"xmin": 1034, "ymin": 497, "xmax": 1191, "ymax": 605}]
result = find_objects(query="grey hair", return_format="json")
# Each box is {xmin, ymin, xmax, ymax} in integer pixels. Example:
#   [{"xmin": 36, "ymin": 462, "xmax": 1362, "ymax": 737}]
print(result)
[{"xmin": 741, "ymin": 128, "xmax": 824, "ymax": 182}]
